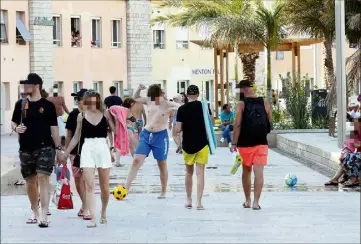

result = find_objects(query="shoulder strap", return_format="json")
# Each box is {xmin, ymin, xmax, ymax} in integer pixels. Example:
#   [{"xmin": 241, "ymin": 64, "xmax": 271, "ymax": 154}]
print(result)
[{"xmin": 77, "ymin": 112, "xmax": 84, "ymax": 154}]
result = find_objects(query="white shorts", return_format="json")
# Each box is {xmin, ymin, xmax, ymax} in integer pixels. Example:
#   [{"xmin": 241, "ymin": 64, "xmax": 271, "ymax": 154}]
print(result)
[
  {"xmin": 57, "ymin": 116, "xmax": 66, "ymax": 137},
  {"xmin": 80, "ymin": 138, "xmax": 112, "ymax": 169}
]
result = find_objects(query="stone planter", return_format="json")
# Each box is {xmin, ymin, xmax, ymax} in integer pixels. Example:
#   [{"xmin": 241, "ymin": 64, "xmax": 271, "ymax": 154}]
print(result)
[{"xmin": 267, "ymin": 129, "xmax": 328, "ymax": 148}]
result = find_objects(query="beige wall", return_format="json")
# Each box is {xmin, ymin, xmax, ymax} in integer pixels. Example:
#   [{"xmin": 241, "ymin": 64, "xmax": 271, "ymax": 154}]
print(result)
[
  {"xmin": 52, "ymin": 1, "xmax": 128, "ymax": 109},
  {"xmin": 1, "ymin": 1, "xmax": 30, "ymax": 133}
]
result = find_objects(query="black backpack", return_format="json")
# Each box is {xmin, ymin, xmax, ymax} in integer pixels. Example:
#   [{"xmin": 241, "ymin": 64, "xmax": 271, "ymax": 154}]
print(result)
[{"xmin": 243, "ymin": 97, "xmax": 270, "ymax": 138}]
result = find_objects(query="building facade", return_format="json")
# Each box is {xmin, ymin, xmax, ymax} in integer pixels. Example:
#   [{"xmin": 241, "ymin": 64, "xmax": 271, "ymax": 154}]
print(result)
[{"xmin": 1, "ymin": 0, "xmax": 359, "ymax": 133}]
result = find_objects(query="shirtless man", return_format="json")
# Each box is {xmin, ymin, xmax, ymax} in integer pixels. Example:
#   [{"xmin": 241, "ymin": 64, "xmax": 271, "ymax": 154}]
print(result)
[
  {"xmin": 47, "ymin": 84, "xmax": 69, "ymax": 143},
  {"xmin": 125, "ymin": 84, "xmax": 179, "ymax": 198},
  {"xmin": 131, "ymin": 102, "xmax": 147, "ymax": 136}
]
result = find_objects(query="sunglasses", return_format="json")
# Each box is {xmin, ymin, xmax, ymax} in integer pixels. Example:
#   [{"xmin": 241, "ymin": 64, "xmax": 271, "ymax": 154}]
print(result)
[{"xmin": 85, "ymin": 90, "xmax": 97, "ymax": 97}]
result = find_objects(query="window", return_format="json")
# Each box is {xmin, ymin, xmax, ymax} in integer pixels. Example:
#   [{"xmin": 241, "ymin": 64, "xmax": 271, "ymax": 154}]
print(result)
[
  {"xmin": 71, "ymin": 17, "xmax": 81, "ymax": 47},
  {"xmin": 111, "ymin": 19, "xmax": 121, "ymax": 48},
  {"xmin": 52, "ymin": 15, "xmax": 61, "ymax": 46},
  {"xmin": 113, "ymin": 81, "xmax": 123, "ymax": 97},
  {"xmin": 93, "ymin": 81, "xmax": 103, "ymax": 96},
  {"xmin": 91, "ymin": 18, "xmax": 101, "ymax": 48},
  {"xmin": 73, "ymin": 81, "xmax": 83, "ymax": 105},
  {"xmin": 176, "ymin": 27, "xmax": 189, "ymax": 49},
  {"xmin": 16, "ymin": 11, "xmax": 32, "ymax": 45},
  {"xmin": 2, "ymin": 82, "xmax": 10, "ymax": 110},
  {"xmin": 152, "ymin": 22, "xmax": 165, "ymax": 49},
  {"xmin": 177, "ymin": 80, "xmax": 189, "ymax": 93},
  {"xmin": 53, "ymin": 81, "xmax": 64, "ymax": 95},
  {"xmin": 276, "ymin": 51, "xmax": 284, "ymax": 60},
  {"xmin": 0, "ymin": 10, "xmax": 8, "ymax": 43},
  {"xmin": 153, "ymin": 30, "xmax": 165, "ymax": 49}
]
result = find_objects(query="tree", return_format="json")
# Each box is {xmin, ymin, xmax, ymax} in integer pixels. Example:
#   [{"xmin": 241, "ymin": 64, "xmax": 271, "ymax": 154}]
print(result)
[
  {"xmin": 152, "ymin": 0, "xmax": 258, "ymax": 84},
  {"xmin": 284, "ymin": 0, "xmax": 336, "ymax": 90},
  {"xmin": 345, "ymin": 0, "xmax": 361, "ymax": 90}
]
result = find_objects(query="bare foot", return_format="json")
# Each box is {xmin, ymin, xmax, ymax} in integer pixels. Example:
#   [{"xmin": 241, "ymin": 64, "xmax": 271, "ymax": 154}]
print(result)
[{"xmin": 157, "ymin": 192, "xmax": 166, "ymax": 199}]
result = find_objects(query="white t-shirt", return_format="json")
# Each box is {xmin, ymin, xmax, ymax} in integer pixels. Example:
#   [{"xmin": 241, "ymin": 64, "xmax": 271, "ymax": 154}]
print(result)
[{"xmin": 350, "ymin": 110, "xmax": 361, "ymax": 119}]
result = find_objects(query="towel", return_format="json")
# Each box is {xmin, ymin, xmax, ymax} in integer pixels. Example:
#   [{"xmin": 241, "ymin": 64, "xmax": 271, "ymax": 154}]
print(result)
[{"xmin": 109, "ymin": 106, "xmax": 129, "ymax": 156}]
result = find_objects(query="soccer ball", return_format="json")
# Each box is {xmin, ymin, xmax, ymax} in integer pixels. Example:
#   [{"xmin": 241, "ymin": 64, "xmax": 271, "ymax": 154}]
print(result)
[
  {"xmin": 285, "ymin": 174, "xmax": 298, "ymax": 187},
  {"xmin": 112, "ymin": 185, "xmax": 128, "ymax": 200}
]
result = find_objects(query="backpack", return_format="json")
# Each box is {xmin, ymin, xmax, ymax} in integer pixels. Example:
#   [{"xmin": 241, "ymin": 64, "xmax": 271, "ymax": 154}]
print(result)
[{"xmin": 243, "ymin": 97, "xmax": 269, "ymax": 138}]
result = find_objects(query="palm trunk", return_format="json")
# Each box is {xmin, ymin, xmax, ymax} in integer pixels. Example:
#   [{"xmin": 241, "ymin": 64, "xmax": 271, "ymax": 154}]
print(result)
[
  {"xmin": 239, "ymin": 52, "xmax": 259, "ymax": 83},
  {"xmin": 266, "ymin": 47, "xmax": 272, "ymax": 101},
  {"xmin": 324, "ymin": 40, "xmax": 336, "ymax": 112}
]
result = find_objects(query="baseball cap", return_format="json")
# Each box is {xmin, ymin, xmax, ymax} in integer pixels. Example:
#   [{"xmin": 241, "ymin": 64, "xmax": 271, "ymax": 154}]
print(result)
[
  {"xmin": 20, "ymin": 73, "xmax": 43, "ymax": 85},
  {"xmin": 349, "ymin": 102, "xmax": 357, "ymax": 107},
  {"xmin": 187, "ymin": 85, "xmax": 199, "ymax": 95},
  {"xmin": 71, "ymin": 88, "xmax": 88, "ymax": 98},
  {"xmin": 238, "ymin": 79, "xmax": 253, "ymax": 88}
]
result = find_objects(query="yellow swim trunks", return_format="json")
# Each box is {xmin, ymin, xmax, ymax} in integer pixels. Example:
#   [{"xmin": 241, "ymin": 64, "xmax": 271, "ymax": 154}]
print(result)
[{"xmin": 183, "ymin": 145, "xmax": 209, "ymax": 165}]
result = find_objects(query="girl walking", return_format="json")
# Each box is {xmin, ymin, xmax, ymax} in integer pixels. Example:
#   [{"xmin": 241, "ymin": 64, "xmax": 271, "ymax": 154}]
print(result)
[{"xmin": 61, "ymin": 90, "xmax": 116, "ymax": 228}]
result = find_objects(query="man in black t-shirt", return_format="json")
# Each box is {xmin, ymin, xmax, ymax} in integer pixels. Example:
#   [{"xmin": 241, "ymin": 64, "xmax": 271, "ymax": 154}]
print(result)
[
  {"xmin": 176, "ymin": 85, "xmax": 209, "ymax": 210},
  {"xmin": 11, "ymin": 73, "xmax": 62, "ymax": 228},
  {"xmin": 65, "ymin": 89, "xmax": 89, "ymax": 218},
  {"xmin": 104, "ymin": 86, "xmax": 123, "ymax": 109}
]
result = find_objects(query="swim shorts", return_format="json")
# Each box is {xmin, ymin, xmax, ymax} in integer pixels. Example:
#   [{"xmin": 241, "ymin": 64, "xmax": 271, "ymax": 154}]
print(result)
[
  {"xmin": 237, "ymin": 145, "xmax": 268, "ymax": 167},
  {"xmin": 183, "ymin": 145, "xmax": 209, "ymax": 165},
  {"xmin": 135, "ymin": 129, "xmax": 169, "ymax": 161}
]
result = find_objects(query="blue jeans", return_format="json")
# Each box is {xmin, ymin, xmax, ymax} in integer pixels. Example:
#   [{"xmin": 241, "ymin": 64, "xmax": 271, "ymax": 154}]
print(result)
[{"xmin": 221, "ymin": 124, "xmax": 233, "ymax": 143}]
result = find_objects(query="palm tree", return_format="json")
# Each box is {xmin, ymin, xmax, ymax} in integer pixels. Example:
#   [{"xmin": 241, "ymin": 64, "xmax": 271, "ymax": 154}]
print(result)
[
  {"xmin": 345, "ymin": 0, "xmax": 361, "ymax": 90},
  {"xmin": 284, "ymin": 0, "xmax": 336, "ymax": 90},
  {"xmin": 152, "ymin": 0, "xmax": 259, "ymax": 84}
]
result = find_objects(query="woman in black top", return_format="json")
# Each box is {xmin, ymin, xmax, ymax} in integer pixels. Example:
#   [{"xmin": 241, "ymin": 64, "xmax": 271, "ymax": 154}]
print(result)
[{"xmin": 62, "ymin": 90, "xmax": 116, "ymax": 228}]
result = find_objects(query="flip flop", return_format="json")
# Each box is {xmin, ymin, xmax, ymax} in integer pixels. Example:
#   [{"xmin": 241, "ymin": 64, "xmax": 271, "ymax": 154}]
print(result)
[
  {"xmin": 252, "ymin": 205, "xmax": 261, "ymax": 210},
  {"xmin": 83, "ymin": 215, "xmax": 92, "ymax": 220},
  {"xmin": 38, "ymin": 221, "xmax": 49, "ymax": 228},
  {"xmin": 343, "ymin": 182, "xmax": 360, "ymax": 187},
  {"xmin": 13, "ymin": 180, "xmax": 25, "ymax": 186},
  {"xmin": 243, "ymin": 203, "xmax": 251, "ymax": 208},
  {"xmin": 26, "ymin": 218, "xmax": 38, "ymax": 224},
  {"xmin": 77, "ymin": 209, "xmax": 84, "ymax": 217},
  {"xmin": 157, "ymin": 196, "xmax": 166, "ymax": 199},
  {"xmin": 197, "ymin": 206, "xmax": 205, "ymax": 210},
  {"xmin": 324, "ymin": 181, "xmax": 338, "ymax": 186},
  {"xmin": 47, "ymin": 210, "xmax": 51, "ymax": 216},
  {"xmin": 184, "ymin": 203, "xmax": 192, "ymax": 209},
  {"xmin": 87, "ymin": 222, "xmax": 97, "ymax": 228}
]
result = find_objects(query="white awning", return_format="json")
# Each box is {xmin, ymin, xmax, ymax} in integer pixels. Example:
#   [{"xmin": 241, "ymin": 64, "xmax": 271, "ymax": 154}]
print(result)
[
  {"xmin": 175, "ymin": 27, "xmax": 188, "ymax": 41},
  {"xmin": 152, "ymin": 22, "xmax": 165, "ymax": 31},
  {"xmin": 16, "ymin": 19, "xmax": 33, "ymax": 41}
]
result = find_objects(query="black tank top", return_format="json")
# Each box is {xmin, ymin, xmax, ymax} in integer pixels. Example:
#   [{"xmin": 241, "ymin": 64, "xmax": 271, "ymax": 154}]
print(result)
[
  {"xmin": 237, "ymin": 97, "xmax": 268, "ymax": 147},
  {"xmin": 82, "ymin": 116, "xmax": 108, "ymax": 138}
]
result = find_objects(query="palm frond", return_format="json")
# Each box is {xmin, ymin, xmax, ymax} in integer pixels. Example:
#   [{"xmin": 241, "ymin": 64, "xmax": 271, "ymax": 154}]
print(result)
[{"xmin": 347, "ymin": 48, "xmax": 361, "ymax": 83}]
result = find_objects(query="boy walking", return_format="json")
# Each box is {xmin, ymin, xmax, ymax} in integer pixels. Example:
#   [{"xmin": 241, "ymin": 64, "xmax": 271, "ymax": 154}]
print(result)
[{"xmin": 176, "ymin": 85, "xmax": 209, "ymax": 210}]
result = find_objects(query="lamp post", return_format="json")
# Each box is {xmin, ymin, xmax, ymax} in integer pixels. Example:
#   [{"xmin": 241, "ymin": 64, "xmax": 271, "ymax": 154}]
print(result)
[{"xmin": 335, "ymin": 0, "xmax": 347, "ymax": 148}]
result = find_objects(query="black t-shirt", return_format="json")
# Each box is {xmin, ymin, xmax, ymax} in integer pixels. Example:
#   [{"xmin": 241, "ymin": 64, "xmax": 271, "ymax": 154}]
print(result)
[
  {"xmin": 65, "ymin": 108, "xmax": 81, "ymax": 155},
  {"xmin": 12, "ymin": 98, "xmax": 58, "ymax": 151},
  {"xmin": 104, "ymin": 95, "xmax": 123, "ymax": 109},
  {"xmin": 177, "ymin": 101, "xmax": 208, "ymax": 154}
]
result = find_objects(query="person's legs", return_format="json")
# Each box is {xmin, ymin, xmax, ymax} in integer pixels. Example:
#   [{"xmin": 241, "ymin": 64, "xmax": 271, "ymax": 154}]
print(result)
[
  {"xmin": 97, "ymin": 168, "xmax": 110, "ymax": 223},
  {"xmin": 37, "ymin": 173, "xmax": 51, "ymax": 223},
  {"xmin": 82, "ymin": 168, "xmax": 96, "ymax": 227},
  {"xmin": 157, "ymin": 160, "xmax": 168, "ymax": 198},
  {"xmin": 195, "ymin": 163, "xmax": 205, "ymax": 208},
  {"xmin": 125, "ymin": 155, "xmax": 147, "ymax": 191},
  {"xmin": 242, "ymin": 165, "xmax": 252, "ymax": 207},
  {"xmin": 26, "ymin": 175, "xmax": 39, "ymax": 220},
  {"xmin": 221, "ymin": 125, "xmax": 227, "ymax": 142},
  {"xmin": 185, "ymin": 164, "xmax": 194, "ymax": 207},
  {"xmin": 252, "ymin": 145, "xmax": 268, "ymax": 209}
]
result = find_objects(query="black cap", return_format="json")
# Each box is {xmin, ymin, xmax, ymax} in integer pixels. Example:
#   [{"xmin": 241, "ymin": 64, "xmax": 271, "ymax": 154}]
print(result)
[
  {"xmin": 187, "ymin": 85, "xmax": 199, "ymax": 95},
  {"xmin": 20, "ymin": 73, "xmax": 43, "ymax": 85},
  {"xmin": 71, "ymin": 88, "xmax": 88, "ymax": 98},
  {"xmin": 238, "ymin": 79, "xmax": 253, "ymax": 88}
]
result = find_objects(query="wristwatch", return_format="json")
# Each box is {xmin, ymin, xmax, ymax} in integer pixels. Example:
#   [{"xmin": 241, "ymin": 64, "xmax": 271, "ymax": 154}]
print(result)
[{"xmin": 55, "ymin": 145, "xmax": 62, "ymax": 151}]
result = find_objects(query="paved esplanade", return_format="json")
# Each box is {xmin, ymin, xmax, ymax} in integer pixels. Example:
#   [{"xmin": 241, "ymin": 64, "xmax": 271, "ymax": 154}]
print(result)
[{"xmin": 1, "ymin": 137, "xmax": 360, "ymax": 243}]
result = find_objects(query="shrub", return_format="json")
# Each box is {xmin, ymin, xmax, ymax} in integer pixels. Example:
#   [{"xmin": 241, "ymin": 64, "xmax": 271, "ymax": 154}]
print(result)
[{"xmin": 280, "ymin": 73, "xmax": 311, "ymax": 129}]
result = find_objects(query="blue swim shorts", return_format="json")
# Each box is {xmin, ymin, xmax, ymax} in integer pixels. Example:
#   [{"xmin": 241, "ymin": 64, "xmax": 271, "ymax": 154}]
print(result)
[{"xmin": 135, "ymin": 129, "xmax": 169, "ymax": 161}]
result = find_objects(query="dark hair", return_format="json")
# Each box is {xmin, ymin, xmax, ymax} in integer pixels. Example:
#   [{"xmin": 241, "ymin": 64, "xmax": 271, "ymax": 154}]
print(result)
[
  {"xmin": 122, "ymin": 98, "xmax": 136, "ymax": 108},
  {"xmin": 40, "ymin": 89, "xmax": 49, "ymax": 99},
  {"xmin": 180, "ymin": 92, "xmax": 188, "ymax": 103},
  {"xmin": 109, "ymin": 86, "xmax": 116, "ymax": 94},
  {"xmin": 147, "ymin": 84, "xmax": 162, "ymax": 101},
  {"xmin": 222, "ymin": 104, "xmax": 229, "ymax": 110}
]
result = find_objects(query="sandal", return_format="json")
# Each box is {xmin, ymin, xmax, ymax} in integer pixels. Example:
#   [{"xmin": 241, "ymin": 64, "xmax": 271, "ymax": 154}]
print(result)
[
  {"xmin": 100, "ymin": 217, "xmax": 107, "ymax": 224},
  {"xmin": 26, "ymin": 218, "xmax": 38, "ymax": 224},
  {"xmin": 252, "ymin": 205, "xmax": 261, "ymax": 210},
  {"xmin": 243, "ymin": 203, "xmax": 251, "ymax": 208},
  {"xmin": 77, "ymin": 209, "xmax": 84, "ymax": 217},
  {"xmin": 324, "ymin": 180, "xmax": 338, "ymax": 186},
  {"xmin": 184, "ymin": 203, "xmax": 192, "ymax": 209},
  {"xmin": 38, "ymin": 221, "xmax": 49, "ymax": 228},
  {"xmin": 87, "ymin": 222, "xmax": 97, "ymax": 228},
  {"xmin": 83, "ymin": 215, "xmax": 92, "ymax": 220},
  {"xmin": 196, "ymin": 206, "xmax": 205, "ymax": 210},
  {"xmin": 343, "ymin": 181, "xmax": 360, "ymax": 188}
]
